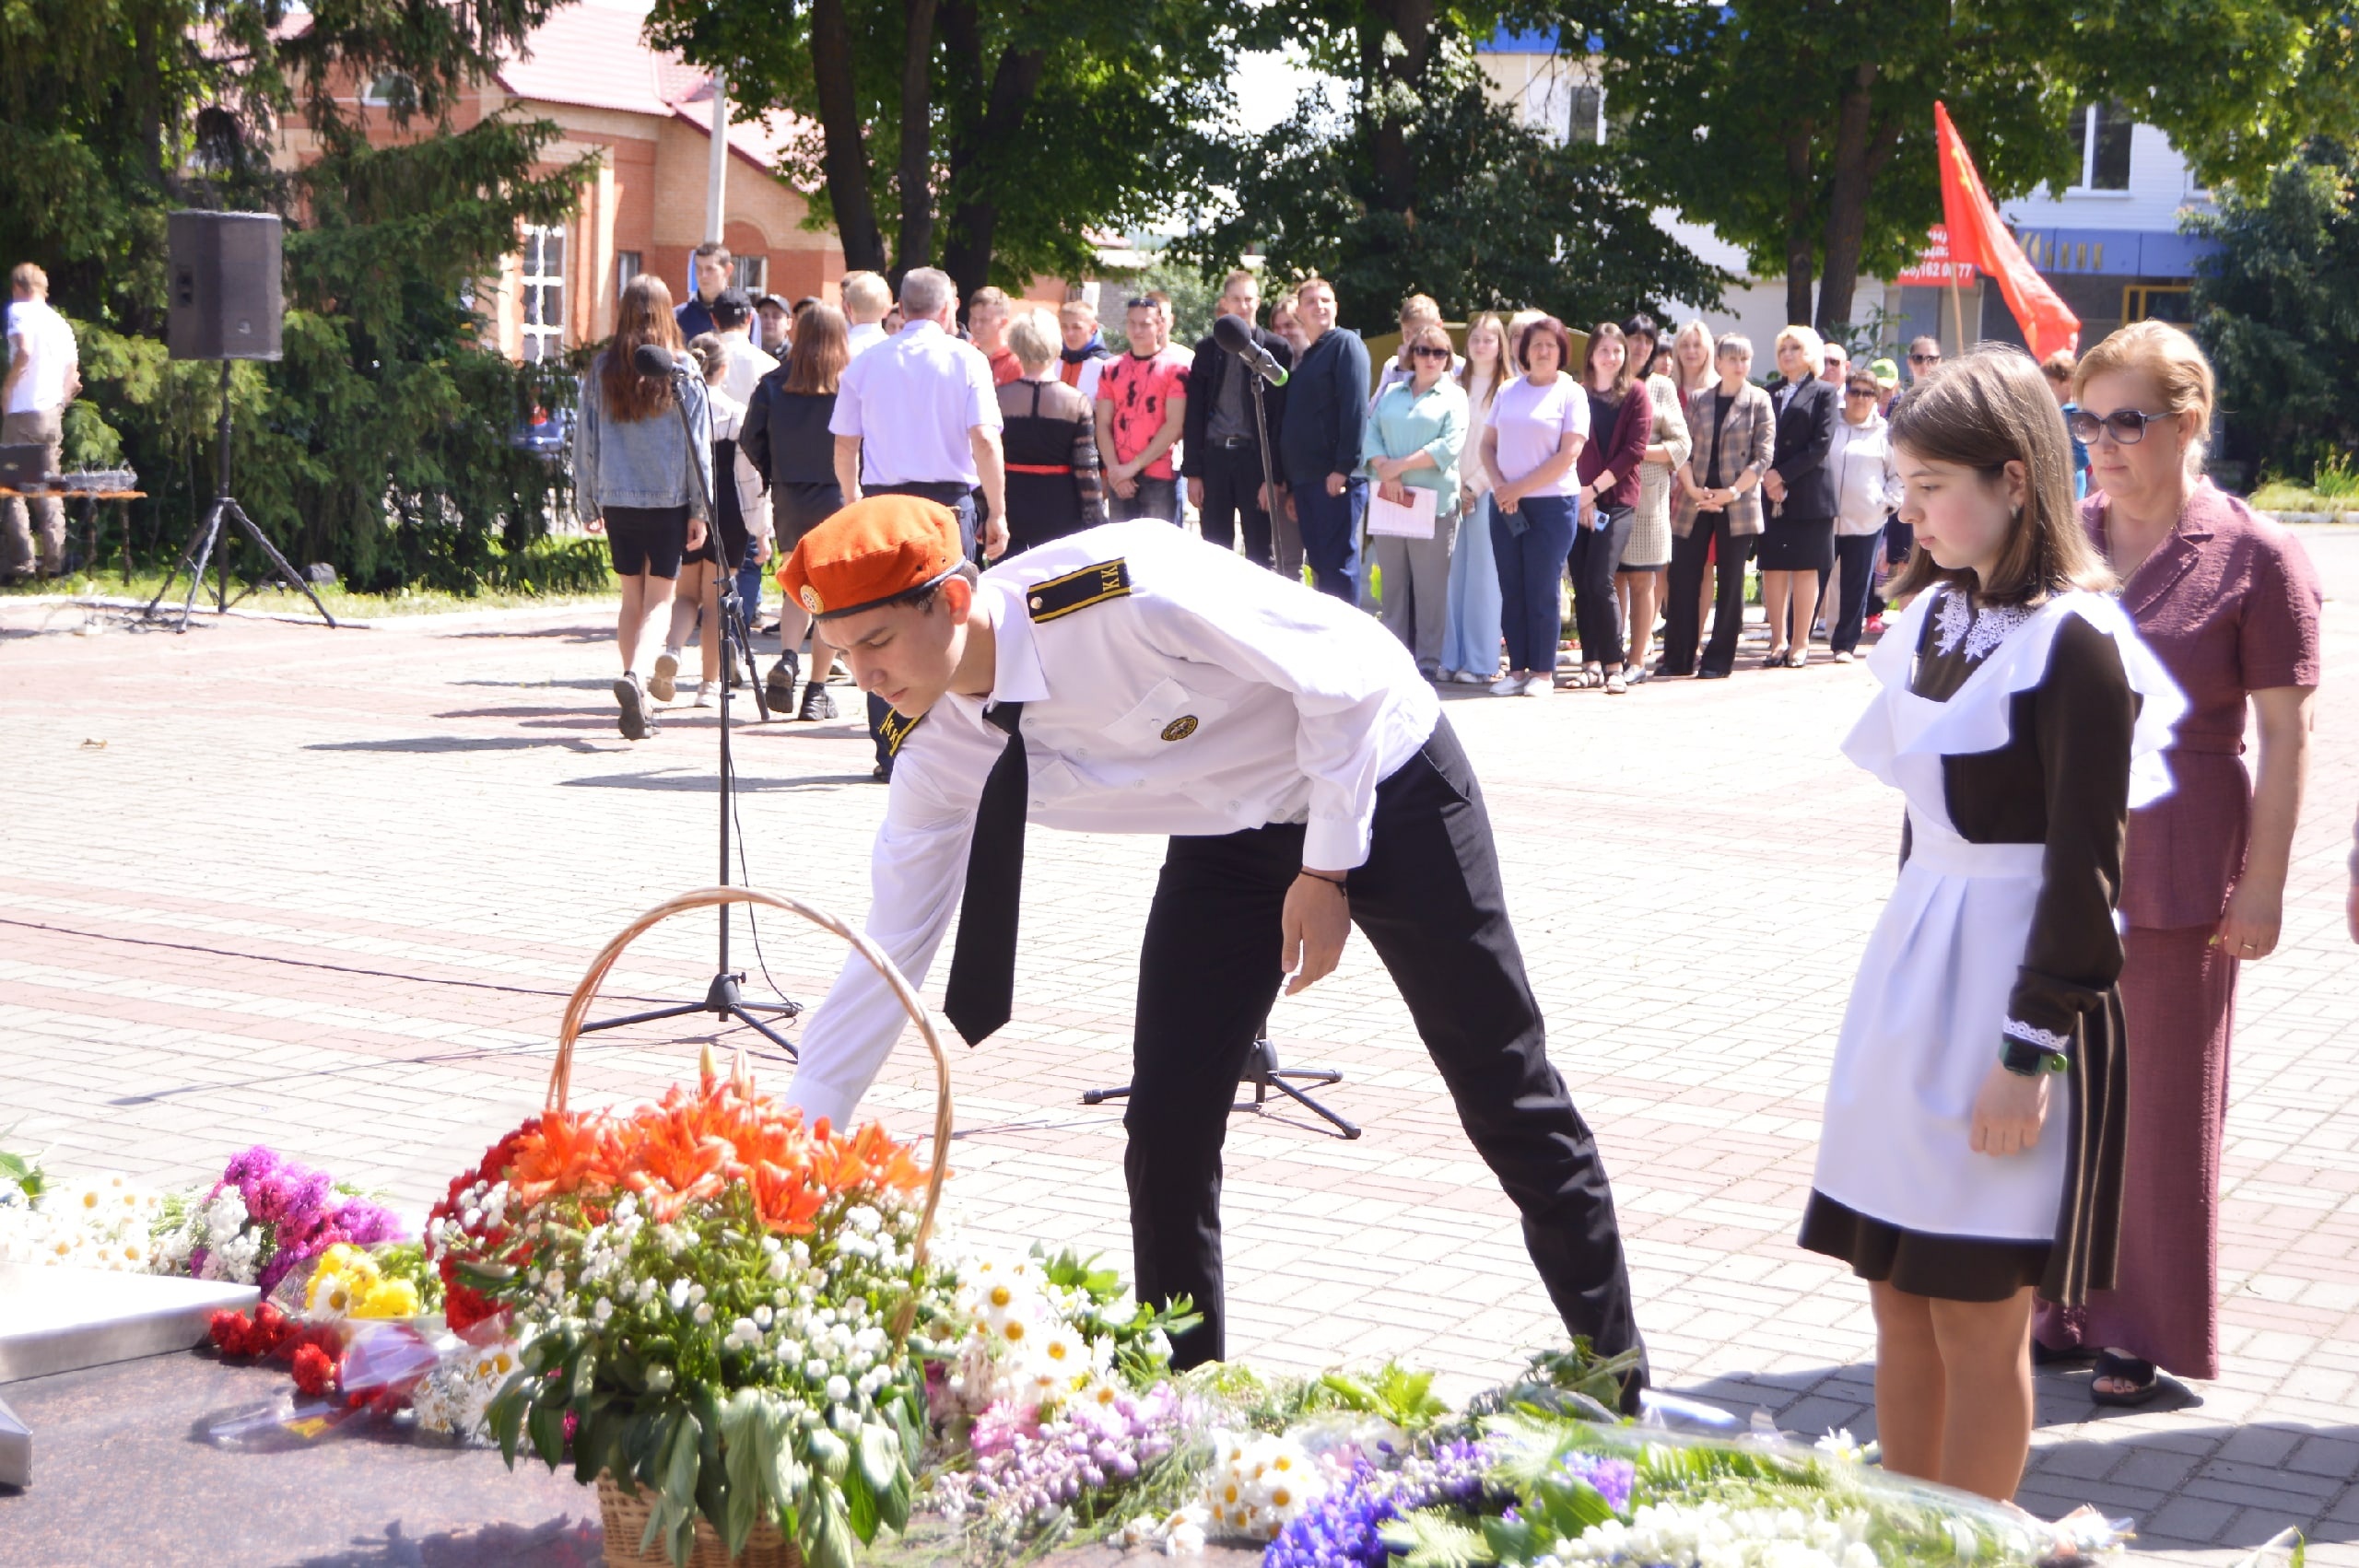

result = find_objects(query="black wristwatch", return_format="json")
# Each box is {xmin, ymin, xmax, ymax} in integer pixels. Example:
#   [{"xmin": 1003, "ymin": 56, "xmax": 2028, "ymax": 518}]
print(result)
[{"xmin": 2000, "ymin": 1037, "xmax": 2068, "ymax": 1077}]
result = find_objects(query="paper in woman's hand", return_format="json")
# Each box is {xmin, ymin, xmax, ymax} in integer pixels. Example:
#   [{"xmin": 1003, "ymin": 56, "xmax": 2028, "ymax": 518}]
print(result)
[{"xmin": 1367, "ymin": 485, "xmax": 1438, "ymax": 539}]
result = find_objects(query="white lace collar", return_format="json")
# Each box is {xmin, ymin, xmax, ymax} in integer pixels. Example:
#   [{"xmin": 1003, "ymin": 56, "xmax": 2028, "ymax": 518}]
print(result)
[{"xmin": 1930, "ymin": 587, "xmax": 2034, "ymax": 665}]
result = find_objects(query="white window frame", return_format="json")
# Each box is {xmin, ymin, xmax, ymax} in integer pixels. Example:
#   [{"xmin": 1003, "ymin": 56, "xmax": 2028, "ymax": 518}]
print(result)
[
  {"xmin": 519, "ymin": 224, "xmax": 567, "ymax": 363},
  {"xmin": 730, "ymin": 254, "xmax": 767, "ymax": 295},
  {"xmin": 616, "ymin": 251, "xmax": 643, "ymax": 298},
  {"xmin": 2068, "ymin": 103, "xmax": 2133, "ymax": 194}
]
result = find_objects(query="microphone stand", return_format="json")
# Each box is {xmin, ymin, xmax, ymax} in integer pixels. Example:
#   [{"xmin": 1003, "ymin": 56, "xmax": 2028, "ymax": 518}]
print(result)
[
  {"xmin": 1080, "ymin": 337, "xmax": 1359, "ymax": 1141},
  {"xmin": 580, "ymin": 362, "xmax": 801, "ymax": 1057}
]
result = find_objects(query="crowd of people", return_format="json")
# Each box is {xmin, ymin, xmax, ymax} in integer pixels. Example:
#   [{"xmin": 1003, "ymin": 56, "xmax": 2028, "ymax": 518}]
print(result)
[{"xmin": 568, "ymin": 261, "xmax": 2327, "ymax": 1507}]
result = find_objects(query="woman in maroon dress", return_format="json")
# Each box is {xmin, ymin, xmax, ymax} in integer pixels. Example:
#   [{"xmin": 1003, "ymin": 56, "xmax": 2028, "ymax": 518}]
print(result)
[{"xmin": 2033, "ymin": 322, "xmax": 2323, "ymax": 1403}]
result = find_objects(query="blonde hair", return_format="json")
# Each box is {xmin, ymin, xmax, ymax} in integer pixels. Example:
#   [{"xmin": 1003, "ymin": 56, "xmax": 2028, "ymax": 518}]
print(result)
[
  {"xmin": 1006, "ymin": 308, "xmax": 1059, "ymax": 370},
  {"xmin": 968, "ymin": 286, "xmax": 1010, "ymax": 314},
  {"xmin": 1059, "ymin": 297, "xmax": 1098, "ymax": 323},
  {"xmin": 2073, "ymin": 321, "xmax": 2214, "ymax": 466},
  {"xmin": 1459, "ymin": 311, "xmax": 1510, "ymax": 414},
  {"xmin": 1773, "ymin": 323, "xmax": 1825, "ymax": 364},
  {"xmin": 1715, "ymin": 332, "xmax": 1753, "ymax": 362},
  {"xmin": 1222, "ymin": 268, "xmax": 1259, "ymax": 295},
  {"xmin": 1670, "ymin": 320, "xmax": 1714, "ymax": 391},
  {"xmin": 1887, "ymin": 345, "xmax": 2114, "ymax": 607},
  {"xmin": 839, "ymin": 271, "xmax": 891, "ymax": 320},
  {"xmin": 9, "ymin": 263, "xmax": 46, "ymax": 295}
]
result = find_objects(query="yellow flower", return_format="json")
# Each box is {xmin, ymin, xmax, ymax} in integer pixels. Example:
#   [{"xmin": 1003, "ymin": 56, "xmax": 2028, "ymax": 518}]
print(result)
[{"xmin": 358, "ymin": 1278, "xmax": 420, "ymax": 1317}]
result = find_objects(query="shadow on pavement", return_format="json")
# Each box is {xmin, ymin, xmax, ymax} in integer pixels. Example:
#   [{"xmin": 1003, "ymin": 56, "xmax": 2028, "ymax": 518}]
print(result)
[
  {"xmin": 1669, "ymin": 1364, "xmax": 2358, "ymax": 1549},
  {"xmin": 284, "ymin": 1515, "xmax": 605, "ymax": 1568},
  {"xmin": 557, "ymin": 769, "xmax": 875, "ymax": 792},
  {"xmin": 306, "ymin": 736, "xmax": 608, "ymax": 755}
]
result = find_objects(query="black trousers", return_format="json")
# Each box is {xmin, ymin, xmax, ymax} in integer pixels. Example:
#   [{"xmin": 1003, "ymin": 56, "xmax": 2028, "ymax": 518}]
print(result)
[
  {"xmin": 1197, "ymin": 442, "xmax": 1275, "ymax": 568},
  {"xmin": 1662, "ymin": 515, "xmax": 1754, "ymax": 676},
  {"xmin": 1123, "ymin": 716, "xmax": 1646, "ymax": 1402},
  {"xmin": 1567, "ymin": 506, "xmax": 1635, "ymax": 667}
]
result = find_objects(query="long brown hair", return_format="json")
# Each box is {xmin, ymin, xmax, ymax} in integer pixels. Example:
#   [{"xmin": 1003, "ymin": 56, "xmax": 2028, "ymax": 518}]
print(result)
[
  {"xmin": 1886, "ymin": 345, "xmax": 2114, "ymax": 607},
  {"xmin": 603, "ymin": 275, "xmax": 684, "ymax": 422},
  {"xmin": 783, "ymin": 303, "xmax": 850, "ymax": 394},
  {"xmin": 1585, "ymin": 322, "xmax": 1636, "ymax": 400}
]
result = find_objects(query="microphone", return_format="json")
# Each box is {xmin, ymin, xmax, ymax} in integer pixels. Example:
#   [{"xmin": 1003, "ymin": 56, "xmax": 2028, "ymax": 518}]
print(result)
[
  {"xmin": 1213, "ymin": 312, "xmax": 1288, "ymax": 386},
  {"xmin": 633, "ymin": 343, "xmax": 687, "ymax": 378}
]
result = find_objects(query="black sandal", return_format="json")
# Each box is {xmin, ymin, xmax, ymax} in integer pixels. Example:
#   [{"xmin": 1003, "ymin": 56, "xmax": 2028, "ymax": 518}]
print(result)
[{"xmin": 2089, "ymin": 1351, "xmax": 2168, "ymax": 1407}]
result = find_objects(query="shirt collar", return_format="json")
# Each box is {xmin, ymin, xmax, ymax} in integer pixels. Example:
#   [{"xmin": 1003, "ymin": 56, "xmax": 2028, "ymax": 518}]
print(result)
[{"xmin": 979, "ymin": 577, "xmax": 1050, "ymax": 709}]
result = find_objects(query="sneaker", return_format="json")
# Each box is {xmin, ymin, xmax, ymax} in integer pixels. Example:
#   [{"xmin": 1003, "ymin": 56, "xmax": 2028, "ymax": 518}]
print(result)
[
  {"xmin": 798, "ymin": 684, "xmax": 838, "ymax": 721},
  {"xmin": 1865, "ymin": 614, "xmax": 1886, "ymax": 636},
  {"xmin": 766, "ymin": 649, "xmax": 799, "ymax": 711},
  {"xmin": 1603, "ymin": 671, "xmax": 1628, "ymax": 695},
  {"xmin": 1832, "ymin": 649, "xmax": 1855, "ymax": 664},
  {"xmin": 1489, "ymin": 673, "xmax": 1527, "ymax": 696},
  {"xmin": 1452, "ymin": 669, "xmax": 1493, "ymax": 685},
  {"xmin": 649, "ymin": 649, "xmax": 680, "ymax": 703},
  {"xmin": 1520, "ymin": 673, "xmax": 1551, "ymax": 696},
  {"xmin": 614, "ymin": 673, "xmax": 653, "ymax": 740},
  {"xmin": 693, "ymin": 680, "xmax": 715, "ymax": 708}
]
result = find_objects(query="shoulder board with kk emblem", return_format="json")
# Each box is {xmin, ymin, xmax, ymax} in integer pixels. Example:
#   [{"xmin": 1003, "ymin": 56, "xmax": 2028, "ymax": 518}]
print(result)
[
  {"xmin": 876, "ymin": 707, "xmax": 926, "ymax": 758},
  {"xmin": 1026, "ymin": 559, "xmax": 1131, "ymax": 623}
]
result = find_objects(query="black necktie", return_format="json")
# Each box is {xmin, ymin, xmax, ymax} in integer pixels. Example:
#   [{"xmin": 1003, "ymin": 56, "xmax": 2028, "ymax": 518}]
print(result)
[{"xmin": 943, "ymin": 701, "xmax": 1026, "ymax": 1046}]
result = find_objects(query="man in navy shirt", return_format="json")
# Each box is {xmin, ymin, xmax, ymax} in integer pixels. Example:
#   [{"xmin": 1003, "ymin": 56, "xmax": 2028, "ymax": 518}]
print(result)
[{"xmin": 1274, "ymin": 276, "xmax": 1371, "ymax": 602}]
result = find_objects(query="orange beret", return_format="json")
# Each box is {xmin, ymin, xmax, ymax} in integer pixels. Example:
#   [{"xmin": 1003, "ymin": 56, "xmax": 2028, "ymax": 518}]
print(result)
[{"xmin": 776, "ymin": 495, "xmax": 963, "ymax": 619}]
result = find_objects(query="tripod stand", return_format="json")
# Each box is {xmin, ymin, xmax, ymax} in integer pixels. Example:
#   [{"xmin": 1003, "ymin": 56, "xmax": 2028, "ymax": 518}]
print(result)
[
  {"xmin": 147, "ymin": 360, "xmax": 337, "ymax": 631},
  {"xmin": 581, "ymin": 364, "xmax": 800, "ymax": 1057},
  {"xmin": 1079, "ymin": 342, "xmax": 1359, "ymax": 1141}
]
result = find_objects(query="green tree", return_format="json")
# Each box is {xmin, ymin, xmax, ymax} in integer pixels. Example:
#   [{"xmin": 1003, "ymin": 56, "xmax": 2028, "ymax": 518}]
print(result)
[
  {"xmin": 1180, "ymin": 52, "xmax": 1727, "ymax": 329},
  {"xmin": 0, "ymin": 0, "xmax": 600, "ymax": 591},
  {"xmin": 2191, "ymin": 141, "xmax": 2359, "ymax": 484},
  {"xmin": 1590, "ymin": 0, "xmax": 2359, "ymax": 343},
  {"xmin": 646, "ymin": 0, "xmax": 1238, "ymax": 298}
]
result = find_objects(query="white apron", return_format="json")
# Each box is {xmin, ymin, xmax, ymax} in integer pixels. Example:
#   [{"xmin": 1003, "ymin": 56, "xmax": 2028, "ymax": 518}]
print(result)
[{"xmin": 1813, "ymin": 588, "xmax": 2187, "ymax": 1241}]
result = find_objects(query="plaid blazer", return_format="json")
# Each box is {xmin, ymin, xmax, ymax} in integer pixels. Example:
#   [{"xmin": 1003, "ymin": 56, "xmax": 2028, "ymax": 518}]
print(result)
[{"xmin": 1671, "ymin": 381, "xmax": 1776, "ymax": 539}]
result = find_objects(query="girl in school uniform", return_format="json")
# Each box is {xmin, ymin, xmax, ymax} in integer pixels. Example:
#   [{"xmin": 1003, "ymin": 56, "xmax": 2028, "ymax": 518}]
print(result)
[{"xmin": 1800, "ymin": 346, "xmax": 2185, "ymax": 1501}]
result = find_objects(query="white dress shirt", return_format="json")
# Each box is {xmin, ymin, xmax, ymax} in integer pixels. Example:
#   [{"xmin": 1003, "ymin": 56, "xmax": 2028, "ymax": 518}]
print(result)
[
  {"xmin": 720, "ymin": 333, "xmax": 779, "ymax": 406},
  {"xmin": 785, "ymin": 521, "xmax": 1439, "ymax": 1126},
  {"xmin": 829, "ymin": 320, "xmax": 1002, "ymax": 486},
  {"xmin": 846, "ymin": 322, "xmax": 888, "ymax": 359}
]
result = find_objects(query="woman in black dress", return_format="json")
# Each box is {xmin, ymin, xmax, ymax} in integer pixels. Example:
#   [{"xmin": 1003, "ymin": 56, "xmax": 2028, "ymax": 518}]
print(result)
[
  {"xmin": 1758, "ymin": 324, "xmax": 1839, "ymax": 667},
  {"xmin": 743, "ymin": 305, "xmax": 851, "ymax": 721},
  {"xmin": 996, "ymin": 308, "xmax": 1104, "ymax": 552}
]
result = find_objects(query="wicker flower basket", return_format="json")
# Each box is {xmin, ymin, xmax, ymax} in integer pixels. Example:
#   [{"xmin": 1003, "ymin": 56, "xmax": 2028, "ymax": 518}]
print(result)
[{"xmin": 547, "ymin": 885, "xmax": 955, "ymax": 1568}]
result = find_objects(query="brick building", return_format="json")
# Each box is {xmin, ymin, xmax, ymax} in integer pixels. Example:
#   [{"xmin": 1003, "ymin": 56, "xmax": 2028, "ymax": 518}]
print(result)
[{"xmin": 306, "ymin": 0, "xmax": 844, "ymax": 363}]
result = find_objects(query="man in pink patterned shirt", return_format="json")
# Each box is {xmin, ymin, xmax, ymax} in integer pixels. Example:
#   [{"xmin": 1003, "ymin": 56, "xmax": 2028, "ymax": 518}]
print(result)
[{"xmin": 1095, "ymin": 298, "xmax": 1191, "ymax": 524}]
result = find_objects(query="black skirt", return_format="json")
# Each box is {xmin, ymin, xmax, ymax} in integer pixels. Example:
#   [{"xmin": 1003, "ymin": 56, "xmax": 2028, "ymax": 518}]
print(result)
[
  {"xmin": 1755, "ymin": 512, "xmax": 1835, "ymax": 572},
  {"xmin": 1799, "ymin": 1191, "xmax": 2049, "ymax": 1303}
]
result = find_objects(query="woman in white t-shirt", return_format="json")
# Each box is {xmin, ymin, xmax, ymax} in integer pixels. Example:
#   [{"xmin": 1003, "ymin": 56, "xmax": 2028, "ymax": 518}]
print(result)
[{"xmin": 1478, "ymin": 316, "xmax": 1589, "ymax": 696}]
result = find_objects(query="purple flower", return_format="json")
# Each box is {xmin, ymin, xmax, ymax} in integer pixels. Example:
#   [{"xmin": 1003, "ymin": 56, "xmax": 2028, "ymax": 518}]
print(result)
[
  {"xmin": 1264, "ymin": 1438, "xmax": 1499, "ymax": 1568},
  {"xmin": 1557, "ymin": 1453, "xmax": 1635, "ymax": 1515}
]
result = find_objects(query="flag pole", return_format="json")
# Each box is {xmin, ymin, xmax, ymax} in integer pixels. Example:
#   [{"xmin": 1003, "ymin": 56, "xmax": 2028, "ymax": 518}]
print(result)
[{"xmin": 1947, "ymin": 277, "xmax": 1966, "ymax": 354}]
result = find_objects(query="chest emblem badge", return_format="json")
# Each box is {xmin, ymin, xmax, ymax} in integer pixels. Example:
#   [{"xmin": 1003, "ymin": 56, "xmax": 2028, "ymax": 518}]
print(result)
[{"xmin": 1160, "ymin": 716, "xmax": 1199, "ymax": 743}]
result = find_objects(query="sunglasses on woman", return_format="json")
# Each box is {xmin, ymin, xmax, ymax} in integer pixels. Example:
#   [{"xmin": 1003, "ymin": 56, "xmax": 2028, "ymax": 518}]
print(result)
[
  {"xmin": 2066, "ymin": 408, "xmax": 2173, "ymax": 446},
  {"xmin": 1410, "ymin": 345, "xmax": 1452, "ymax": 359}
]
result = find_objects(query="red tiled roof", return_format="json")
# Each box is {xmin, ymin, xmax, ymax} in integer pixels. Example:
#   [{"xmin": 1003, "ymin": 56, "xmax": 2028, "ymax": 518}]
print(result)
[{"xmin": 494, "ymin": 0, "xmax": 816, "ymax": 183}]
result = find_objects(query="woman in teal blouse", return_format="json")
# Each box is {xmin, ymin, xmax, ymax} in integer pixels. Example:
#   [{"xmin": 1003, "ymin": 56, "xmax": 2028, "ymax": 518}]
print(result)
[{"xmin": 1361, "ymin": 322, "xmax": 1470, "ymax": 678}]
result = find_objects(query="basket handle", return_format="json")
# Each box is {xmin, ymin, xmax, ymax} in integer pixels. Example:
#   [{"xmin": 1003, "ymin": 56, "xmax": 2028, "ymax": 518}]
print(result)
[{"xmin": 546, "ymin": 885, "xmax": 954, "ymax": 1337}]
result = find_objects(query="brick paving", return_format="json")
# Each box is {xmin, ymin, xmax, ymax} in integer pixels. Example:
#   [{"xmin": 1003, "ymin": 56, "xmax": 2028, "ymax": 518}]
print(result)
[{"xmin": 3, "ymin": 530, "xmax": 2356, "ymax": 1563}]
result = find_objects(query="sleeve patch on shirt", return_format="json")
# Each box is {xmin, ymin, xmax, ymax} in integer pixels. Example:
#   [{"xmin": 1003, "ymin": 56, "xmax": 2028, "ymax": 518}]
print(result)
[
  {"xmin": 877, "ymin": 707, "xmax": 927, "ymax": 757},
  {"xmin": 1026, "ymin": 558, "xmax": 1132, "ymax": 623}
]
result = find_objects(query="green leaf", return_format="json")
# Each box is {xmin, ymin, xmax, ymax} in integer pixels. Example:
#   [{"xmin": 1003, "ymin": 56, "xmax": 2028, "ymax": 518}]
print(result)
[
  {"xmin": 856, "ymin": 1422, "xmax": 901, "ymax": 1498},
  {"xmin": 843, "ymin": 1457, "xmax": 878, "ymax": 1544},
  {"xmin": 569, "ymin": 1347, "xmax": 599, "ymax": 1404},
  {"xmin": 1382, "ymin": 1508, "xmax": 1495, "ymax": 1568},
  {"xmin": 663, "ymin": 1410, "xmax": 703, "ymax": 1513},
  {"xmin": 526, "ymin": 1398, "xmax": 566, "ymax": 1469},
  {"xmin": 487, "ymin": 1377, "xmax": 529, "ymax": 1465},
  {"xmin": 573, "ymin": 1404, "xmax": 609, "ymax": 1487}
]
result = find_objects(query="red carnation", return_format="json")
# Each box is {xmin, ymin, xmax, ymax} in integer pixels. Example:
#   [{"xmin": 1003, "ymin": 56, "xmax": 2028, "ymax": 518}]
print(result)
[{"xmin": 291, "ymin": 1343, "xmax": 337, "ymax": 1398}]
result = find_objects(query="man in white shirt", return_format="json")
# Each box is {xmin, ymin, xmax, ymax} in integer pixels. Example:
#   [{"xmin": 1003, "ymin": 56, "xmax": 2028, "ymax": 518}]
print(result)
[
  {"xmin": 828, "ymin": 266, "xmax": 1007, "ymax": 778},
  {"xmin": 776, "ymin": 497, "xmax": 1647, "ymax": 1407},
  {"xmin": 2, "ymin": 263, "xmax": 77, "ymax": 581},
  {"xmin": 840, "ymin": 271, "xmax": 891, "ymax": 359}
]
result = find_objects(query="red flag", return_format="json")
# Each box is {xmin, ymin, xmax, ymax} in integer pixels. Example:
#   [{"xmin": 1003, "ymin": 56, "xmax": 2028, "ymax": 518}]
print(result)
[{"xmin": 1934, "ymin": 101, "xmax": 2080, "ymax": 357}]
